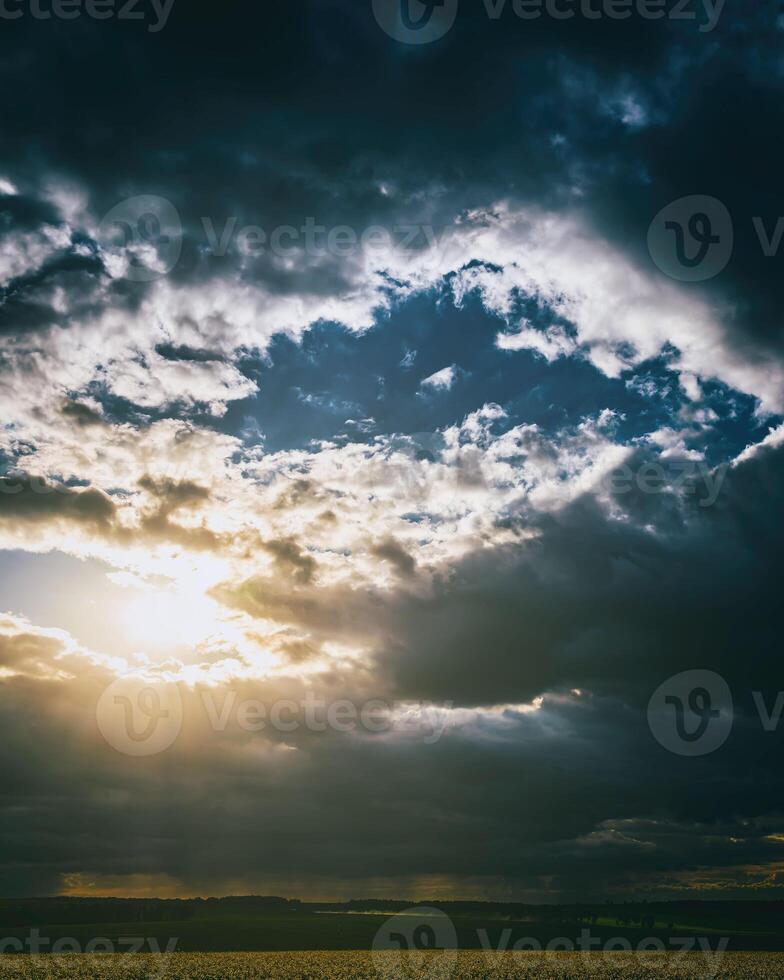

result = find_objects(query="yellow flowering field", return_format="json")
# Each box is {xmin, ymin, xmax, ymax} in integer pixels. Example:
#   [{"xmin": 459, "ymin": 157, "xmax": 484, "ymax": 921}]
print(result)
[{"xmin": 0, "ymin": 951, "xmax": 782, "ymax": 978}]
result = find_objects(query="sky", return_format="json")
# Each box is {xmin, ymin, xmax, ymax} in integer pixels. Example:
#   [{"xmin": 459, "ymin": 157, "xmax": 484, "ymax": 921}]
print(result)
[{"xmin": 1, "ymin": 0, "xmax": 784, "ymax": 902}]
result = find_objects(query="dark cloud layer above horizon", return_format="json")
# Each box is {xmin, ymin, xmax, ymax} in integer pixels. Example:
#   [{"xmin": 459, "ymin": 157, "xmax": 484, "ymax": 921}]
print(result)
[{"xmin": 1, "ymin": 0, "xmax": 784, "ymax": 902}]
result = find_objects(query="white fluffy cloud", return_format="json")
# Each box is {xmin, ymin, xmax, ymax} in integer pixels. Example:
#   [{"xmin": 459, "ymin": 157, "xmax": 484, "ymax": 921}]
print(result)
[{"xmin": 420, "ymin": 364, "xmax": 457, "ymax": 391}]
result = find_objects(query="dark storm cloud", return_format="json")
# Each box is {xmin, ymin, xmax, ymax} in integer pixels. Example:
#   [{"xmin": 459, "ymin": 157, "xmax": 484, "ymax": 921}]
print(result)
[
  {"xmin": 2, "ymin": 0, "xmax": 784, "ymax": 903},
  {"xmin": 2, "ymin": 596, "xmax": 784, "ymax": 901},
  {"xmin": 219, "ymin": 435, "xmax": 780, "ymax": 712},
  {"xmin": 0, "ymin": 440, "xmax": 779, "ymax": 898},
  {"xmin": 133, "ymin": 435, "xmax": 778, "ymax": 898},
  {"xmin": 1, "ymin": 0, "xmax": 782, "ymax": 380}
]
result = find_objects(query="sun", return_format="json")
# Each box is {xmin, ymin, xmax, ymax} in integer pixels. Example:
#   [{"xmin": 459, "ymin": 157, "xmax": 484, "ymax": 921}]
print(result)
[{"xmin": 118, "ymin": 586, "xmax": 228, "ymax": 655}]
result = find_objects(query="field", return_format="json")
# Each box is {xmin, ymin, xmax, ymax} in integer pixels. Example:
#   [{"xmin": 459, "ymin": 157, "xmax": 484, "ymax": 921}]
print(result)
[
  {"xmin": 2, "ymin": 900, "xmax": 784, "ymax": 976},
  {"xmin": 0, "ymin": 953, "xmax": 783, "ymax": 978}
]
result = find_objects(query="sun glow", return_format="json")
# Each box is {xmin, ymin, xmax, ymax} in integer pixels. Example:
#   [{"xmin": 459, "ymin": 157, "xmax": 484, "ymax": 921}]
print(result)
[
  {"xmin": 112, "ymin": 556, "xmax": 237, "ymax": 656},
  {"xmin": 119, "ymin": 587, "xmax": 229, "ymax": 654}
]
